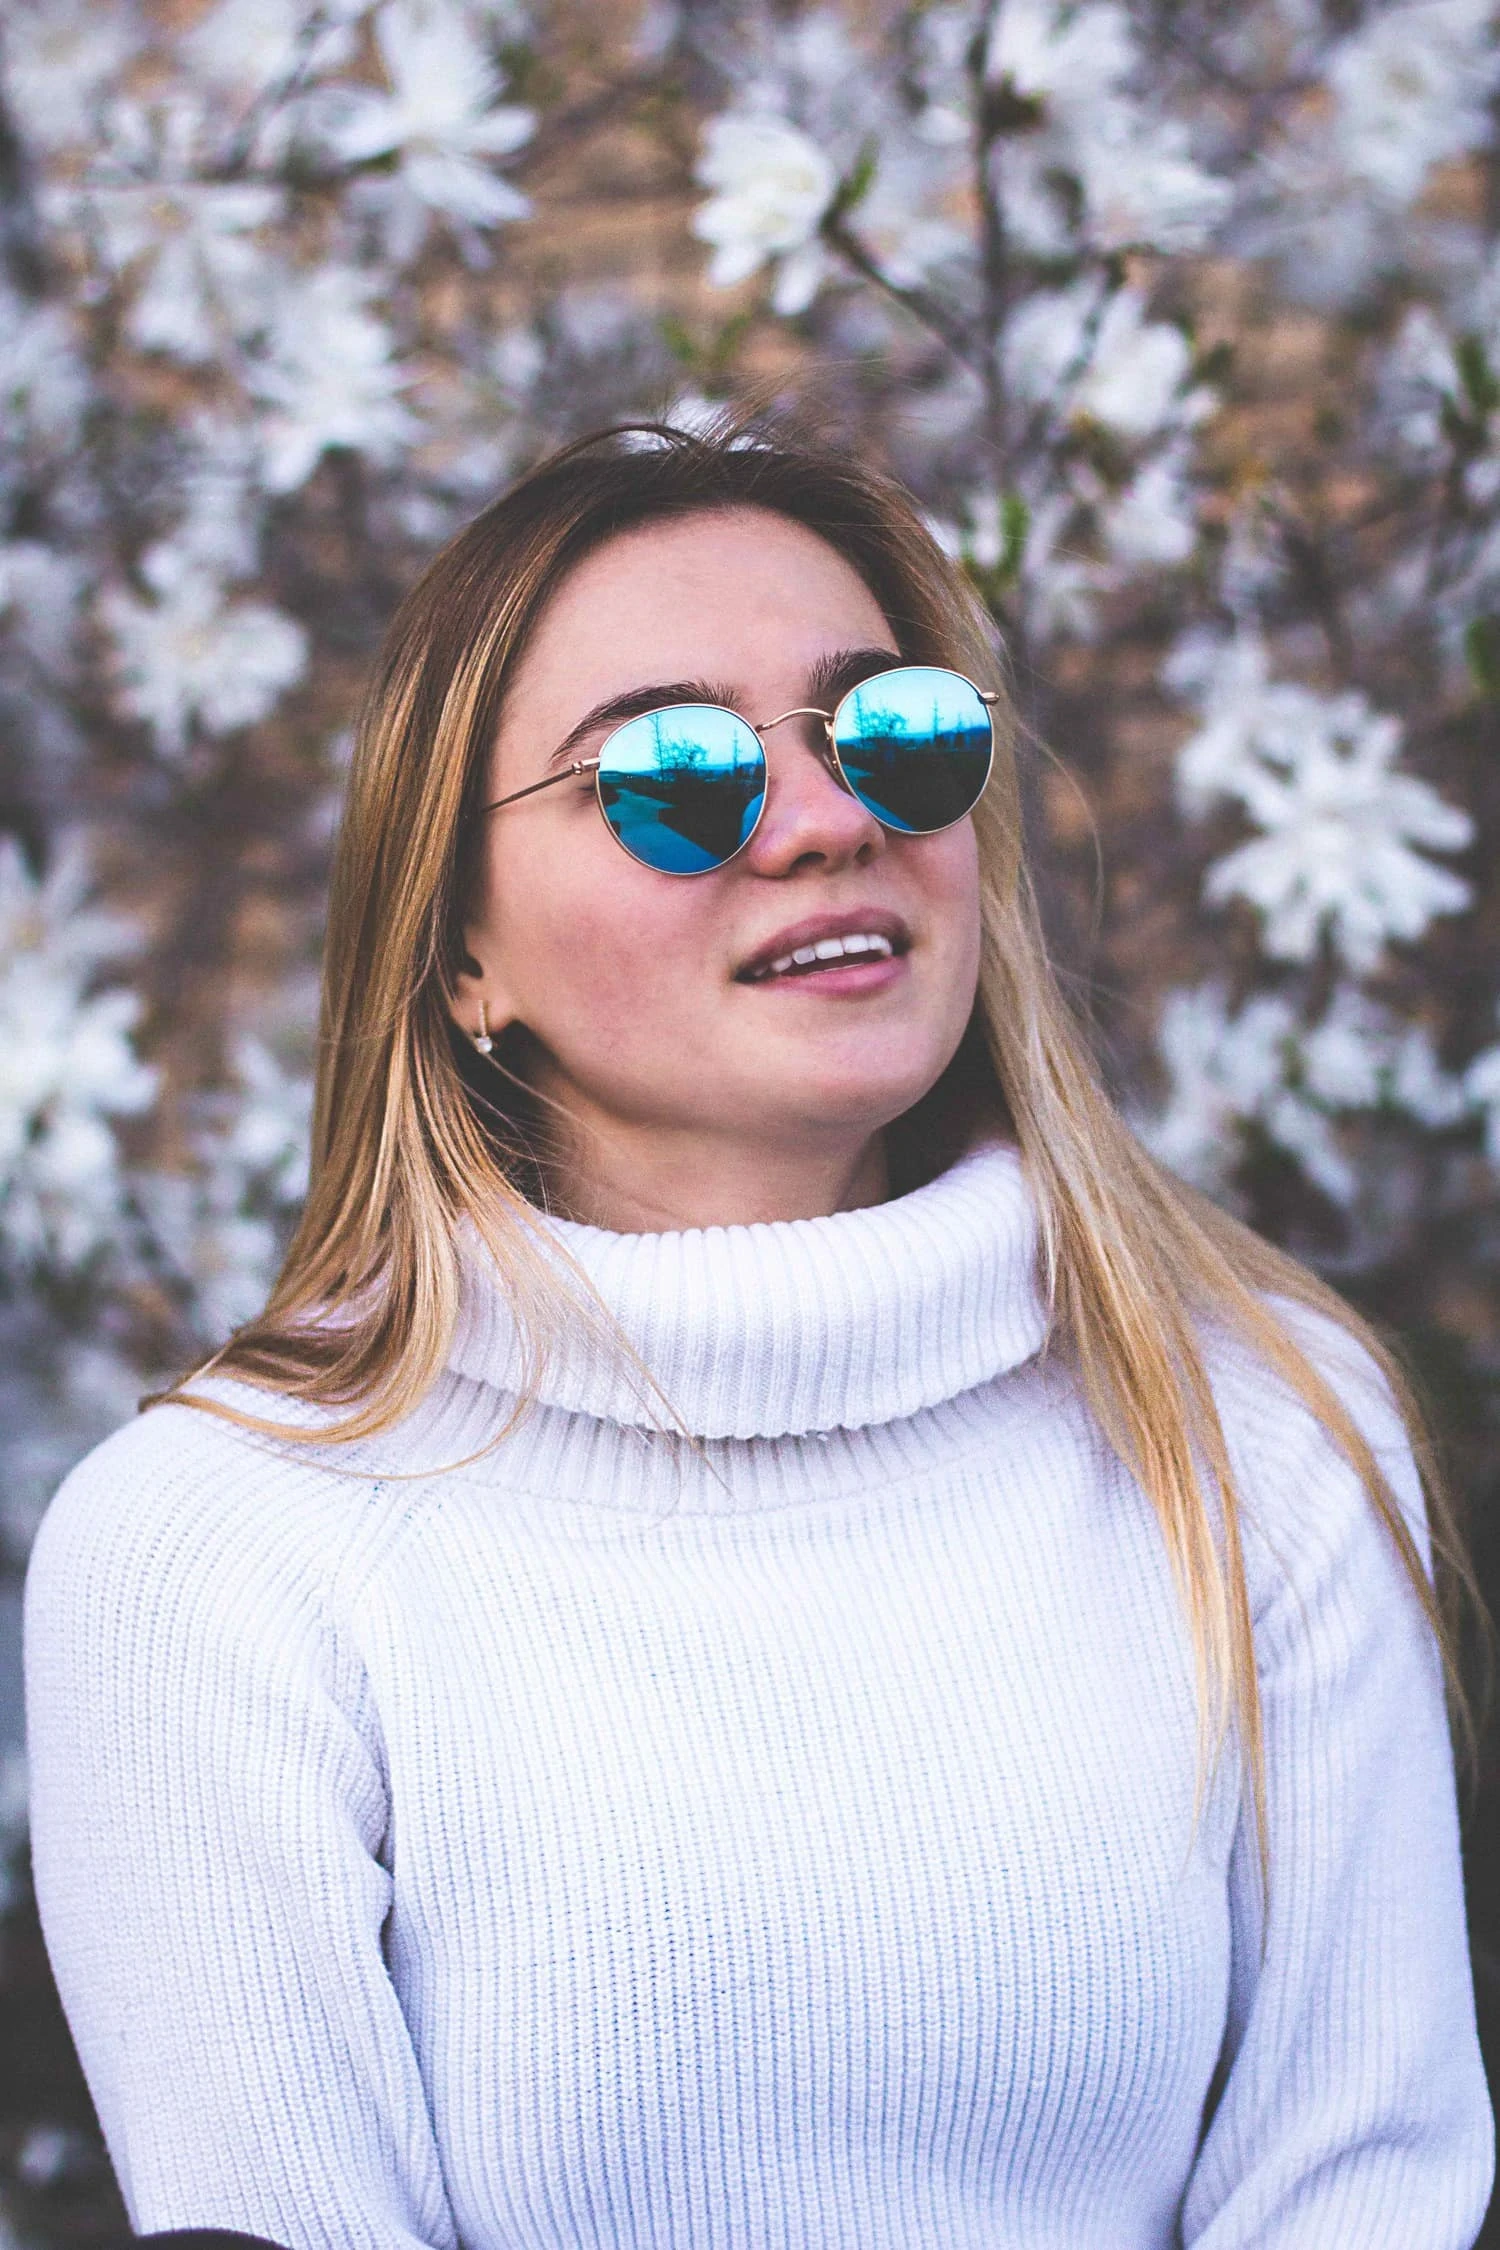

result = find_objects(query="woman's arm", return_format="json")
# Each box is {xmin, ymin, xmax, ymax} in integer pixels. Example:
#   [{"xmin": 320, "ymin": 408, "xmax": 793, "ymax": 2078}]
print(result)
[
  {"xmin": 1180, "ymin": 1324, "xmax": 1494, "ymax": 2247},
  {"xmin": 22, "ymin": 1411, "xmax": 460, "ymax": 2250}
]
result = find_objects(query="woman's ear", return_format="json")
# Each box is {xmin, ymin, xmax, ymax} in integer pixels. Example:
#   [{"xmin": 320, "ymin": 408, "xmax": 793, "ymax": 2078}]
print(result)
[{"xmin": 448, "ymin": 936, "xmax": 519, "ymax": 1047}]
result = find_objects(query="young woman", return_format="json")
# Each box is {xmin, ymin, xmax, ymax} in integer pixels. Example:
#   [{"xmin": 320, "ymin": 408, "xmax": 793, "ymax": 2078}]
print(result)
[{"xmin": 24, "ymin": 416, "xmax": 1493, "ymax": 2250}]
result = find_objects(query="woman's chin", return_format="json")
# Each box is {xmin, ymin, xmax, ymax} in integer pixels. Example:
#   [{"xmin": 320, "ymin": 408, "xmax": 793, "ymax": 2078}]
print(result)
[{"xmin": 732, "ymin": 1074, "xmax": 950, "ymax": 1150}]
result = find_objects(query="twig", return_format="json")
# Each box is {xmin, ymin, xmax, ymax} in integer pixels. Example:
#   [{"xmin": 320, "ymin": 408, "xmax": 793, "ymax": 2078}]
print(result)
[{"xmin": 819, "ymin": 213, "xmax": 981, "ymax": 374}]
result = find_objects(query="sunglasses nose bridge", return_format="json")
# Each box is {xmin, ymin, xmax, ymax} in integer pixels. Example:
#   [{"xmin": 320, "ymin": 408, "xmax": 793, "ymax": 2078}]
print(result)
[
  {"xmin": 753, "ymin": 704, "xmax": 834, "ymax": 739},
  {"xmin": 751, "ymin": 704, "xmax": 848, "ymax": 791}
]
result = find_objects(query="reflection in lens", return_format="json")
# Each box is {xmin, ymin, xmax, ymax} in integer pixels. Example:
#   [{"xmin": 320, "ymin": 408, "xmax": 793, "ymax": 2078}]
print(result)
[
  {"xmin": 597, "ymin": 705, "xmax": 767, "ymax": 874},
  {"xmin": 832, "ymin": 666, "xmax": 993, "ymax": 834}
]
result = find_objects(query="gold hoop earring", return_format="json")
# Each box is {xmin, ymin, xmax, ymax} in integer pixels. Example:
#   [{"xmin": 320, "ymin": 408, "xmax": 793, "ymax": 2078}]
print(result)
[{"xmin": 473, "ymin": 999, "xmax": 494, "ymax": 1056}]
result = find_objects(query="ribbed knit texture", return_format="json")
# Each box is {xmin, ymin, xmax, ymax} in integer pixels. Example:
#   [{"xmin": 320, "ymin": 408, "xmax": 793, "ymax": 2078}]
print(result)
[{"xmin": 22, "ymin": 1141, "xmax": 1493, "ymax": 2249}]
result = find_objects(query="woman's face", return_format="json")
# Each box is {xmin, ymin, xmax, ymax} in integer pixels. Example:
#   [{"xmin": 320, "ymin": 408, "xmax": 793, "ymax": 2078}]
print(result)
[{"xmin": 459, "ymin": 505, "xmax": 983, "ymax": 1223}]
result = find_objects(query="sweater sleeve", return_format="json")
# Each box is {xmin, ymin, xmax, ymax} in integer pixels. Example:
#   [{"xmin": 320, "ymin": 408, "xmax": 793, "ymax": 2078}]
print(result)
[
  {"xmin": 1179, "ymin": 1319, "xmax": 1494, "ymax": 2248},
  {"xmin": 22, "ymin": 1411, "xmax": 461, "ymax": 2250}
]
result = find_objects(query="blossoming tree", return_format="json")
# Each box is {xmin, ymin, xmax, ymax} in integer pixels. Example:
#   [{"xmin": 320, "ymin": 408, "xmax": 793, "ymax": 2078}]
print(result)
[{"xmin": 0, "ymin": 0, "xmax": 1498, "ymax": 2226}]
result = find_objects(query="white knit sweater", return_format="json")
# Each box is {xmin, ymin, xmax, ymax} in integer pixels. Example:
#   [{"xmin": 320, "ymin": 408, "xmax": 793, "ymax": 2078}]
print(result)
[{"xmin": 22, "ymin": 1142, "xmax": 1494, "ymax": 2249}]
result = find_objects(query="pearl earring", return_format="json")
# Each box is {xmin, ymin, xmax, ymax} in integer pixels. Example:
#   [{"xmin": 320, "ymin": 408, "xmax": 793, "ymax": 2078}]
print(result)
[{"xmin": 473, "ymin": 999, "xmax": 494, "ymax": 1056}]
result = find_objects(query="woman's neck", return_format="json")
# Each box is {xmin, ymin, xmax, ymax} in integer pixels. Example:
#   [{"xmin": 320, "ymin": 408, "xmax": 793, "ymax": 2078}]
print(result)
[{"xmin": 538, "ymin": 1116, "xmax": 892, "ymax": 1233}]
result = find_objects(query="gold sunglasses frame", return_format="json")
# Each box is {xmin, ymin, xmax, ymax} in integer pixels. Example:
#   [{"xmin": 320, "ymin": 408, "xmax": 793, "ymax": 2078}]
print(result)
[{"xmin": 481, "ymin": 663, "xmax": 1002, "ymax": 875}]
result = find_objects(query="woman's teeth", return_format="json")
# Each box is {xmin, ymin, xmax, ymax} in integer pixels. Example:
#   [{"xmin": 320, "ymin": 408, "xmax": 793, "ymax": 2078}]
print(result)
[{"xmin": 754, "ymin": 931, "xmax": 896, "ymax": 980}]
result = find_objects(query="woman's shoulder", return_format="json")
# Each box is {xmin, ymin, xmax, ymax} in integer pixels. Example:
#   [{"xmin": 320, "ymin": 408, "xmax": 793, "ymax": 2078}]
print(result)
[
  {"xmin": 1200, "ymin": 1291, "xmax": 1434, "ymax": 1624},
  {"xmin": 1207, "ymin": 1292, "xmax": 1407, "ymax": 1463},
  {"xmin": 24, "ymin": 1375, "xmax": 398, "ymax": 1636}
]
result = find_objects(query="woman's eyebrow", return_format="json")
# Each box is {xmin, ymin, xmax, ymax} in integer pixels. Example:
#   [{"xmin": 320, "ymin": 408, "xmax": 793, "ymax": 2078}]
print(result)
[
  {"xmin": 545, "ymin": 679, "xmax": 738, "ymax": 769},
  {"xmin": 802, "ymin": 644, "xmax": 904, "ymax": 708},
  {"xmin": 543, "ymin": 645, "xmax": 903, "ymax": 771}
]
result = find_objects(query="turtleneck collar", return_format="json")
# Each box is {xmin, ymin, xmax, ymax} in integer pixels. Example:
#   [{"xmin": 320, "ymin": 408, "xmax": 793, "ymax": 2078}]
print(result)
[{"xmin": 446, "ymin": 1139, "xmax": 1052, "ymax": 1443}]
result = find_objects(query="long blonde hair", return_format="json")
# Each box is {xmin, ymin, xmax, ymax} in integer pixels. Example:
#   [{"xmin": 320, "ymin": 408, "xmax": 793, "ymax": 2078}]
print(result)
[{"xmin": 162, "ymin": 410, "xmax": 1482, "ymax": 1885}]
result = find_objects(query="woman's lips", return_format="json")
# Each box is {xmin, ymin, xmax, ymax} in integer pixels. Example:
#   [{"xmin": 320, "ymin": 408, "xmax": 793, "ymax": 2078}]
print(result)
[
  {"xmin": 739, "ymin": 939, "xmax": 908, "ymax": 997},
  {"xmin": 750, "ymin": 952, "xmax": 908, "ymax": 996},
  {"xmin": 741, "ymin": 929, "xmax": 895, "ymax": 982},
  {"xmin": 734, "ymin": 910, "xmax": 912, "ymax": 984}
]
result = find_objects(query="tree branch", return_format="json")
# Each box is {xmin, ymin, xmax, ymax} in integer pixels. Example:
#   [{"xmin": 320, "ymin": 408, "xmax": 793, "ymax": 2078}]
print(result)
[{"xmin": 819, "ymin": 212, "xmax": 981, "ymax": 374}]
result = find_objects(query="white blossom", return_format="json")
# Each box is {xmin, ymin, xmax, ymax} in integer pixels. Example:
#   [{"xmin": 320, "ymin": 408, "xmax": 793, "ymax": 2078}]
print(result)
[
  {"xmin": 1298, "ymin": 986, "xmax": 1466, "ymax": 1128},
  {"xmin": 99, "ymin": 546, "xmax": 308, "ymax": 759},
  {"xmin": 137, "ymin": 1169, "xmax": 283, "ymax": 1341},
  {"xmin": 0, "ymin": 0, "xmax": 137, "ymax": 155},
  {"xmin": 1217, "ymin": 500, "xmax": 1287, "ymax": 616},
  {"xmin": 928, "ymin": 490, "xmax": 1005, "ymax": 573},
  {"xmin": 1167, "ymin": 629, "xmax": 1310, "ymax": 812},
  {"xmin": 1384, "ymin": 1021, "xmax": 1470, "ymax": 1130},
  {"xmin": 1018, "ymin": 493, "xmax": 1108, "ymax": 641},
  {"xmin": 0, "ymin": 1338, "xmax": 144, "ymax": 1571},
  {"xmin": 140, "ymin": 1030, "xmax": 313, "ymax": 1339},
  {"xmin": 1326, "ymin": 0, "xmax": 1500, "ymax": 209},
  {"xmin": 1298, "ymin": 992, "xmax": 1384, "ymax": 1110},
  {"xmin": 983, "ymin": 0, "xmax": 1228, "ymax": 256},
  {"xmin": 1004, "ymin": 283, "xmax": 1202, "ymax": 445},
  {"xmin": 1377, "ymin": 299, "xmax": 1500, "ymax": 677},
  {"xmin": 14, "ymin": 2124, "xmax": 94, "ymax": 2191},
  {"xmin": 1074, "ymin": 292, "xmax": 1201, "ymax": 441},
  {"xmin": 692, "ymin": 112, "xmax": 837, "ymax": 313},
  {"xmin": 691, "ymin": 11, "xmax": 965, "ymax": 314},
  {"xmin": 1103, "ymin": 445, "xmax": 1198, "ymax": 568},
  {"xmin": 0, "ymin": 837, "xmax": 156, "ymax": 1274},
  {"xmin": 932, "ymin": 479, "xmax": 1110, "ymax": 645},
  {"xmin": 0, "ymin": 544, "xmax": 89, "ymax": 676},
  {"xmin": 91, "ymin": 179, "xmax": 283, "ymax": 364},
  {"xmin": 1250, "ymin": 0, "xmax": 1500, "ymax": 305},
  {"xmin": 1002, "ymin": 284, "xmax": 1103, "ymax": 410},
  {"xmin": 1248, "ymin": 141, "xmax": 1392, "ymax": 309},
  {"xmin": 1200, "ymin": 696, "xmax": 1474, "ymax": 971},
  {"xmin": 247, "ymin": 266, "xmax": 419, "ymax": 491},
  {"xmin": 318, "ymin": 0, "xmax": 534, "ymax": 260},
  {"xmin": 931, "ymin": 484, "xmax": 1107, "ymax": 641},
  {"xmin": 181, "ymin": 0, "xmax": 362, "ymax": 104},
  {"xmin": 0, "ymin": 294, "xmax": 89, "ymax": 457},
  {"xmin": 1134, "ymin": 983, "xmax": 1301, "ymax": 1198},
  {"xmin": 984, "ymin": 0, "xmax": 1135, "ymax": 118},
  {"xmin": 1139, "ymin": 981, "xmax": 1467, "ymax": 1207},
  {"xmin": 1381, "ymin": 305, "xmax": 1463, "ymax": 458},
  {"xmin": 167, "ymin": 415, "xmax": 268, "ymax": 582},
  {"xmin": 855, "ymin": 155, "xmax": 970, "ymax": 293},
  {"xmin": 213, "ymin": 1033, "xmax": 313, "ymax": 1208},
  {"xmin": 1077, "ymin": 116, "xmax": 1231, "ymax": 256},
  {"xmin": 1173, "ymin": 634, "xmax": 1481, "ymax": 970}
]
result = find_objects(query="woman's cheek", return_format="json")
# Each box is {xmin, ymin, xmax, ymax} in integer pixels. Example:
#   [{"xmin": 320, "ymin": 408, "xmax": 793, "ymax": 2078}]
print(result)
[{"xmin": 524, "ymin": 892, "xmax": 702, "ymax": 1072}]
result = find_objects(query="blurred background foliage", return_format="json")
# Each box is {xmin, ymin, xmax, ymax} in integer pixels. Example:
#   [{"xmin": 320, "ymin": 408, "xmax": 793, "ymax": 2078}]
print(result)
[{"xmin": 0, "ymin": 0, "xmax": 1498, "ymax": 2238}]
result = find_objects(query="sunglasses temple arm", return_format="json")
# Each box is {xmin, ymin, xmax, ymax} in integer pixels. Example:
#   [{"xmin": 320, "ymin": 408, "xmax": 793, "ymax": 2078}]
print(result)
[{"xmin": 484, "ymin": 758, "xmax": 601, "ymax": 815}]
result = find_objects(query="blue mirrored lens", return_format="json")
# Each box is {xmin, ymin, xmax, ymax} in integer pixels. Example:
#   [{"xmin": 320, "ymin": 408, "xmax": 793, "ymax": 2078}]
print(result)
[
  {"xmin": 832, "ymin": 666, "xmax": 993, "ymax": 833},
  {"xmin": 596, "ymin": 705, "xmax": 767, "ymax": 874}
]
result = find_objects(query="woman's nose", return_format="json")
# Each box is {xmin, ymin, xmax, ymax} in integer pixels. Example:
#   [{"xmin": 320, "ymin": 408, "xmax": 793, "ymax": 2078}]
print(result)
[{"xmin": 741, "ymin": 723, "xmax": 885, "ymax": 878}]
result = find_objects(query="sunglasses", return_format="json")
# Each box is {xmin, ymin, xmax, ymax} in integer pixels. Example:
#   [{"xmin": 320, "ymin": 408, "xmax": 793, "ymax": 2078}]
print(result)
[{"xmin": 484, "ymin": 663, "xmax": 999, "ymax": 875}]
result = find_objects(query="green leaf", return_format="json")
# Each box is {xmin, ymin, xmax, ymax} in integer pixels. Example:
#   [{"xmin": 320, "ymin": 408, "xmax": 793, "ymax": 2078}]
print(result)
[
  {"xmin": 1194, "ymin": 340, "xmax": 1235, "ymax": 389},
  {"xmin": 1455, "ymin": 333, "xmax": 1499, "ymax": 418},
  {"xmin": 960, "ymin": 557, "xmax": 1013, "ymax": 625},
  {"xmin": 1464, "ymin": 615, "xmax": 1500, "ymax": 699},
  {"xmin": 656, "ymin": 310, "xmax": 754, "ymax": 379},
  {"xmin": 659, "ymin": 314, "xmax": 699, "ymax": 371},
  {"xmin": 825, "ymin": 138, "xmax": 879, "ymax": 228},
  {"xmin": 999, "ymin": 491, "xmax": 1030, "ymax": 582},
  {"xmin": 704, "ymin": 309, "xmax": 755, "ymax": 379}
]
